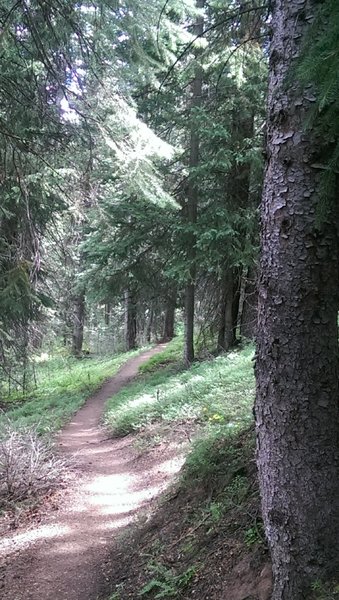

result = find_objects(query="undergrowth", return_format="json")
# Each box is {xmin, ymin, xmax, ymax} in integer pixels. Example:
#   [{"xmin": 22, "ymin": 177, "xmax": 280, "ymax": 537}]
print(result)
[
  {"xmin": 104, "ymin": 341, "xmax": 254, "ymax": 443},
  {"xmin": 139, "ymin": 336, "xmax": 184, "ymax": 374},
  {"xmin": 139, "ymin": 562, "xmax": 197, "ymax": 598},
  {"xmin": 0, "ymin": 348, "xmax": 141, "ymax": 511},
  {"xmin": 0, "ymin": 424, "xmax": 67, "ymax": 509},
  {"xmin": 0, "ymin": 349, "xmax": 140, "ymax": 433}
]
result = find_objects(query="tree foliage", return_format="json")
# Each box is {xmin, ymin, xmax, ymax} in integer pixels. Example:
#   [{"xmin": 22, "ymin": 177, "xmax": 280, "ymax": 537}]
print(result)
[{"xmin": 297, "ymin": 0, "xmax": 339, "ymax": 206}]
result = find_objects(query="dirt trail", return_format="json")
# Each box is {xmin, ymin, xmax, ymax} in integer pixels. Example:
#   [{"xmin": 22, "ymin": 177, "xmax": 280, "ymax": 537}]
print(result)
[{"xmin": 0, "ymin": 345, "xmax": 185, "ymax": 600}]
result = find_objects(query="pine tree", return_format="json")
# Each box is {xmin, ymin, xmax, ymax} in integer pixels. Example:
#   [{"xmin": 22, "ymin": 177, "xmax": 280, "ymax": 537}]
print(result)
[{"xmin": 255, "ymin": 1, "xmax": 339, "ymax": 597}]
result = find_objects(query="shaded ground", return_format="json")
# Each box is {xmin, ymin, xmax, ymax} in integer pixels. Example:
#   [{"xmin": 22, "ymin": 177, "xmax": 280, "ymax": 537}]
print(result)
[
  {"xmin": 99, "ymin": 427, "xmax": 272, "ymax": 600},
  {"xmin": 0, "ymin": 345, "xmax": 189, "ymax": 600}
]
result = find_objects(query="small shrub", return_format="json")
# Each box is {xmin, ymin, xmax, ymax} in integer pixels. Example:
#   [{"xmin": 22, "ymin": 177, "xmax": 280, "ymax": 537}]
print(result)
[
  {"xmin": 0, "ymin": 423, "xmax": 66, "ymax": 506},
  {"xmin": 244, "ymin": 520, "xmax": 265, "ymax": 547},
  {"xmin": 139, "ymin": 562, "xmax": 197, "ymax": 598}
]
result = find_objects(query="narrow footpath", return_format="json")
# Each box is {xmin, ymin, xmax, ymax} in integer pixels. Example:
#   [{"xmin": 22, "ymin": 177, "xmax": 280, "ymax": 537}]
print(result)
[{"xmin": 0, "ymin": 346, "xmax": 185, "ymax": 600}]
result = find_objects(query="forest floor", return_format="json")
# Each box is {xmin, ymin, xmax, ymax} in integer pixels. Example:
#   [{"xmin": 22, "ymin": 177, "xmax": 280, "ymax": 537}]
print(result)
[{"xmin": 0, "ymin": 343, "xmax": 273, "ymax": 600}]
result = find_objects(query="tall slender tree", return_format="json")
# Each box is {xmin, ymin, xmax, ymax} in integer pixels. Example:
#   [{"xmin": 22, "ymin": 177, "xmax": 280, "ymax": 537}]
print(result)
[
  {"xmin": 184, "ymin": 0, "xmax": 204, "ymax": 365},
  {"xmin": 255, "ymin": 1, "xmax": 339, "ymax": 598}
]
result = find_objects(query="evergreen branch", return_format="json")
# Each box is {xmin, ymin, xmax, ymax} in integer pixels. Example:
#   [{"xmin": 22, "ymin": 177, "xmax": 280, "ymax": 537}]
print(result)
[
  {"xmin": 215, "ymin": 33, "xmax": 267, "ymax": 94},
  {"xmin": 156, "ymin": 0, "xmax": 171, "ymax": 56},
  {"xmin": 157, "ymin": 4, "xmax": 269, "ymax": 95},
  {"xmin": 0, "ymin": 0, "xmax": 22, "ymax": 29}
]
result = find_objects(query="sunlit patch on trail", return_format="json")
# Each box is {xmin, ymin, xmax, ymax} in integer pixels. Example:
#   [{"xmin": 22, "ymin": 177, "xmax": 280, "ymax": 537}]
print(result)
[{"xmin": 0, "ymin": 524, "xmax": 70, "ymax": 555}]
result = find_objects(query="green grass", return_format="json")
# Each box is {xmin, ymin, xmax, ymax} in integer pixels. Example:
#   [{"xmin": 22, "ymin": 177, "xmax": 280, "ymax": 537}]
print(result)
[
  {"xmin": 104, "ymin": 342, "xmax": 255, "ymax": 440},
  {"xmin": 138, "ymin": 335, "xmax": 184, "ymax": 374},
  {"xmin": 104, "ymin": 340, "xmax": 255, "ymax": 501},
  {"xmin": 0, "ymin": 350, "xmax": 141, "ymax": 434}
]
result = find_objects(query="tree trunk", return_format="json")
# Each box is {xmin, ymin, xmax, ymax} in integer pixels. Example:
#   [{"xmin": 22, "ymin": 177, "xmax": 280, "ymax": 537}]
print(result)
[
  {"xmin": 72, "ymin": 292, "xmax": 85, "ymax": 356},
  {"xmin": 184, "ymin": 0, "xmax": 204, "ymax": 366},
  {"xmin": 104, "ymin": 303, "xmax": 111, "ymax": 326},
  {"xmin": 146, "ymin": 307, "xmax": 153, "ymax": 343},
  {"xmin": 217, "ymin": 268, "xmax": 241, "ymax": 352},
  {"xmin": 184, "ymin": 282, "xmax": 195, "ymax": 363},
  {"xmin": 240, "ymin": 266, "xmax": 258, "ymax": 340},
  {"xmin": 217, "ymin": 269, "xmax": 234, "ymax": 352},
  {"xmin": 221, "ymin": 108, "xmax": 253, "ymax": 348},
  {"xmin": 71, "ymin": 166, "xmax": 92, "ymax": 357},
  {"xmin": 125, "ymin": 289, "xmax": 137, "ymax": 351},
  {"xmin": 255, "ymin": 2, "xmax": 339, "ymax": 598},
  {"xmin": 231, "ymin": 268, "xmax": 241, "ymax": 342},
  {"xmin": 163, "ymin": 292, "xmax": 176, "ymax": 341}
]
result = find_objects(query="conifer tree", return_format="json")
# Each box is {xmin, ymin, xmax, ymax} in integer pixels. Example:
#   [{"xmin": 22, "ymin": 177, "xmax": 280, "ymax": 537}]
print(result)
[{"xmin": 255, "ymin": 1, "xmax": 339, "ymax": 597}]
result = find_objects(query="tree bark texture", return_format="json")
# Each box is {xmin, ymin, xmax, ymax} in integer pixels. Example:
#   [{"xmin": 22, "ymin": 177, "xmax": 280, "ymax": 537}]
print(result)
[
  {"xmin": 125, "ymin": 289, "xmax": 137, "ymax": 351},
  {"xmin": 255, "ymin": 2, "xmax": 339, "ymax": 598},
  {"xmin": 184, "ymin": 0, "xmax": 204, "ymax": 366},
  {"xmin": 72, "ymin": 293, "xmax": 85, "ymax": 356},
  {"xmin": 240, "ymin": 266, "xmax": 258, "ymax": 340}
]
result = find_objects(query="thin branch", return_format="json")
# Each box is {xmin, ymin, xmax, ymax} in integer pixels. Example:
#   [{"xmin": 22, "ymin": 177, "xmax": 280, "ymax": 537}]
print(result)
[
  {"xmin": 156, "ymin": 0, "xmax": 171, "ymax": 56},
  {"xmin": 0, "ymin": 0, "xmax": 22, "ymax": 29},
  {"xmin": 157, "ymin": 4, "xmax": 269, "ymax": 95},
  {"xmin": 215, "ymin": 33, "xmax": 267, "ymax": 94}
]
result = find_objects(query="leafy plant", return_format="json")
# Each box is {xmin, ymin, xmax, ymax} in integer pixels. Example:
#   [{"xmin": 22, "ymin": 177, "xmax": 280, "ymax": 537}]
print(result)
[
  {"xmin": 139, "ymin": 562, "xmax": 197, "ymax": 598},
  {"xmin": 244, "ymin": 520, "xmax": 265, "ymax": 547}
]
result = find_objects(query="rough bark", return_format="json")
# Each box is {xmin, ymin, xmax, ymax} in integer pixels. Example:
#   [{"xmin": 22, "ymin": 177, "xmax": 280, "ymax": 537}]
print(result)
[
  {"xmin": 72, "ymin": 292, "xmax": 85, "ymax": 356},
  {"xmin": 240, "ymin": 266, "xmax": 258, "ymax": 340},
  {"xmin": 163, "ymin": 292, "xmax": 176, "ymax": 341},
  {"xmin": 184, "ymin": 0, "xmax": 204, "ymax": 366},
  {"xmin": 255, "ymin": 1, "xmax": 339, "ymax": 598},
  {"xmin": 124, "ymin": 289, "xmax": 137, "ymax": 351}
]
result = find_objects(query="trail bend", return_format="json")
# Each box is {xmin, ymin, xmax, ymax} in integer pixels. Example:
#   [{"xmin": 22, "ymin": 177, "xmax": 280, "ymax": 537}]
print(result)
[{"xmin": 0, "ymin": 345, "xmax": 185, "ymax": 600}]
